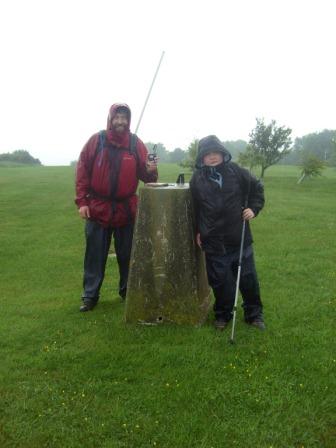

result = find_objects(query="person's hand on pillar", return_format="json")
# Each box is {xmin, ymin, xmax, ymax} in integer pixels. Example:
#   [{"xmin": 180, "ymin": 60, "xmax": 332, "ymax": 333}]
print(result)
[{"xmin": 196, "ymin": 233, "xmax": 202, "ymax": 249}]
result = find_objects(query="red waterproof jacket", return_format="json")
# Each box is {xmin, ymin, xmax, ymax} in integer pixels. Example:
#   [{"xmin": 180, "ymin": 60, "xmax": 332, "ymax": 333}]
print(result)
[{"xmin": 75, "ymin": 104, "xmax": 158, "ymax": 227}]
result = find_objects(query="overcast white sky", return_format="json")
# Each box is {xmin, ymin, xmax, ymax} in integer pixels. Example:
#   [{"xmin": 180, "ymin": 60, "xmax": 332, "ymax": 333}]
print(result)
[{"xmin": 0, "ymin": 0, "xmax": 335, "ymax": 165}]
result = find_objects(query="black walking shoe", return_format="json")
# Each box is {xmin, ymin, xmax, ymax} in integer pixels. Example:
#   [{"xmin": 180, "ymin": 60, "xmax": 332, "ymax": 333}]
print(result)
[
  {"xmin": 79, "ymin": 302, "xmax": 96, "ymax": 312},
  {"xmin": 119, "ymin": 288, "xmax": 127, "ymax": 301},
  {"xmin": 248, "ymin": 318, "xmax": 266, "ymax": 330},
  {"xmin": 214, "ymin": 319, "xmax": 230, "ymax": 330}
]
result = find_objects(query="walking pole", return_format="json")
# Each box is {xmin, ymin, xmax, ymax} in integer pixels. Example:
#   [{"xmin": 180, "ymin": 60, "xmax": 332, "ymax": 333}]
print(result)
[
  {"xmin": 135, "ymin": 51, "xmax": 165, "ymax": 134},
  {"xmin": 229, "ymin": 217, "xmax": 247, "ymax": 344},
  {"xmin": 229, "ymin": 163, "xmax": 253, "ymax": 344}
]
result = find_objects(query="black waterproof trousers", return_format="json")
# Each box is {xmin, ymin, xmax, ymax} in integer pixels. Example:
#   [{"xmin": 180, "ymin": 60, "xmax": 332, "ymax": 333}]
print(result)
[
  {"xmin": 82, "ymin": 220, "xmax": 134, "ymax": 305},
  {"xmin": 205, "ymin": 245, "xmax": 263, "ymax": 322}
]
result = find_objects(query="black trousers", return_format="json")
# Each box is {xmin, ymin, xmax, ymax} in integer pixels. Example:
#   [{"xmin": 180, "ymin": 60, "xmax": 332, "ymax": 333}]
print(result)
[
  {"xmin": 205, "ymin": 245, "xmax": 263, "ymax": 322},
  {"xmin": 82, "ymin": 220, "xmax": 134, "ymax": 304}
]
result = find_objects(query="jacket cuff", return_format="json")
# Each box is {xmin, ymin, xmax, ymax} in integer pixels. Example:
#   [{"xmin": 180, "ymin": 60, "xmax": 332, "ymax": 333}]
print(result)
[
  {"xmin": 251, "ymin": 207, "xmax": 259, "ymax": 217},
  {"xmin": 146, "ymin": 171, "xmax": 158, "ymax": 182},
  {"xmin": 75, "ymin": 198, "xmax": 89, "ymax": 208}
]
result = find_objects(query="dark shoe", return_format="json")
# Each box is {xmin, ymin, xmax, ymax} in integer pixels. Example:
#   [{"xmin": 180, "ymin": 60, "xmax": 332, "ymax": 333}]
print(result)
[
  {"xmin": 214, "ymin": 319, "xmax": 230, "ymax": 330},
  {"xmin": 248, "ymin": 318, "xmax": 266, "ymax": 330},
  {"xmin": 119, "ymin": 288, "xmax": 127, "ymax": 301},
  {"xmin": 79, "ymin": 302, "xmax": 96, "ymax": 312}
]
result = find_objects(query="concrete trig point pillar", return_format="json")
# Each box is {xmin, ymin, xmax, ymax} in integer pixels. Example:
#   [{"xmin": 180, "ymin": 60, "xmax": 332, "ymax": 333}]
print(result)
[{"xmin": 125, "ymin": 183, "xmax": 211, "ymax": 326}]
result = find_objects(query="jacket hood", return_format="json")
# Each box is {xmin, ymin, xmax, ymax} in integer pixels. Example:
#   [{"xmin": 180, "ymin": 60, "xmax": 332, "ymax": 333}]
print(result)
[
  {"xmin": 195, "ymin": 135, "xmax": 232, "ymax": 168},
  {"xmin": 107, "ymin": 103, "xmax": 131, "ymax": 131},
  {"xmin": 106, "ymin": 103, "xmax": 131, "ymax": 148}
]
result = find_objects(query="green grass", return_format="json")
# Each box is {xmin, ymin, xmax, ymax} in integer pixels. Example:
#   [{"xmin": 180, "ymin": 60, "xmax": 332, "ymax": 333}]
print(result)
[{"xmin": 0, "ymin": 163, "xmax": 335, "ymax": 447}]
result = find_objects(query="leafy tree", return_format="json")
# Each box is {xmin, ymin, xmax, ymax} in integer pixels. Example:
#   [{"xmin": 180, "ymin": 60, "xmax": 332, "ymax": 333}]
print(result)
[
  {"xmin": 247, "ymin": 118, "xmax": 292, "ymax": 177},
  {"xmin": 180, "ymin": 139, "xmax": 199, "ymax": 170},
  {"xmin": 0, "ymin": 150, "xmax": 41, "ymax": 165},
  {"xmin": 297, "ymin": 154, "xmax": 325, "ymax": 184},
  {"xmin": 237, "ymin": 144, "xmax": 262, "ymax": 170},
  {"xmin": 168, "ymin": 147, "xmax": 186, "ymax": 164}
]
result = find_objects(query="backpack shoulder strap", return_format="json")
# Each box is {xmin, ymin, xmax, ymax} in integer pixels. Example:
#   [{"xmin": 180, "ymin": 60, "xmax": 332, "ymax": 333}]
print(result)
[
  {"xmin": 97, "ymin": 130, "xmax": 106, "ymax": 155},
  {"xmin": 129, "ymin": 133, "xmax": 139, "ymax": 165},
  {"xmin": 94, "ymin": 130, "xmax": 106, "ymax": 166},
  {"xmin": 90, "ymin": 131, "xmax": 138, "ymax": 178},
  {"xmin": 88, "ymin": 131, "xmax": 106, "ymax": 180}
]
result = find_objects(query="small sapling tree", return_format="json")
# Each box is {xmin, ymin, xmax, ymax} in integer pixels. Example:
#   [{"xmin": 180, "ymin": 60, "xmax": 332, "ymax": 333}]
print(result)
[{"xmin": 297, "ymin": 154, "xmax": 325, "ymax": 184}]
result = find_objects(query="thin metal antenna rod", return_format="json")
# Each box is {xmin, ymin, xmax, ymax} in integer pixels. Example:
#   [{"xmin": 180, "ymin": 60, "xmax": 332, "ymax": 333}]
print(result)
[{"xmin": 135, "ymin": 51, "xmax": 165, "ymax": 134}]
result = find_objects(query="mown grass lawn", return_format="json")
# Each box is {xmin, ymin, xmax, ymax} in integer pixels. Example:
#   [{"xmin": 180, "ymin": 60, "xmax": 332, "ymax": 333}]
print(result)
[{"xmin": 0, "ymin": 163, "xmax": 335, "ymax": 447}]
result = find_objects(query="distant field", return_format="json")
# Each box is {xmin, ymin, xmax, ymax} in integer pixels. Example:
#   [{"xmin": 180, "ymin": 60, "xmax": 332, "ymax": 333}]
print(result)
[
  {"xmin": 0, "ymin": 164, "xmax": 335, "ymax": 447},
  {"xmin": 0, "ymin": 161, "xmax": 38, "ymax": 168}
]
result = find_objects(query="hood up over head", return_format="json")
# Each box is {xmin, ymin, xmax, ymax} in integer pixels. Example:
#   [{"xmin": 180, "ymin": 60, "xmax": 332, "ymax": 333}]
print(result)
[
  {"xmin": 195, "ymin": 135, "xmax": 232, "ymax": 168},
  {"xmin": 106, "ymin": 103, "xmax": 132, "ymax": 147}
]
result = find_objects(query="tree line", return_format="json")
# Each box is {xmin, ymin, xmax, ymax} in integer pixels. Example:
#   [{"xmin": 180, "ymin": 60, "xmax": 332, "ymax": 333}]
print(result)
[
  {"xmin": 2, "ymin": 122, "xmax": 335, "ymax": 178},
  {"xmin": 0, "ymin": 150, "xmax": 41, "ymax": 165},
  {"xmin": 145, "ymin": 140, "xmax": 249, "ymax": 166},
  {"xmin": 146, "ymin": 122, "xmax": 336, "ymax": 179}
]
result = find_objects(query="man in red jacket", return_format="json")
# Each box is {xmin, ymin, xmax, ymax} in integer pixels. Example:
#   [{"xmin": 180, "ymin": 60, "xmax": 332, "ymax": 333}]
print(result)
[{"xmin": 75, "ymin": 103, "xmax": 158, "ymax": 311}]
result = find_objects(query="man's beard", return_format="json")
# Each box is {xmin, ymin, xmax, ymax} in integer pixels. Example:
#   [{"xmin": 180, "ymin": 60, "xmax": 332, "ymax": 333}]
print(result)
[{"xmin": 112, "ymin": 124, "xmax": 127, "ymax": 134}]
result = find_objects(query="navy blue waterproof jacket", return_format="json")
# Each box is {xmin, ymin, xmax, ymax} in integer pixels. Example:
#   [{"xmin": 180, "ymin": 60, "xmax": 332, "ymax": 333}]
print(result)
[{"xmin": 190, "ymin": 140, "xmax": 264, "ymax": 253}]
